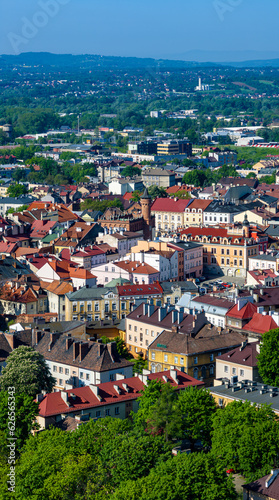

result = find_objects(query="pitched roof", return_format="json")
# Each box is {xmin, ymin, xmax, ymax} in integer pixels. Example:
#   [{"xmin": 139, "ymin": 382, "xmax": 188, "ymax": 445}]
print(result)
[
  {"xmin": 115, "ymin": 260, "xmax": 159, "ymax": 275},
  {"xmin": 151, "ymin": 197, "xmax": 190, "ymax": 213},
  {"xmin": 117, "ymin": 283, "xmax": 163, "ymax": 297},
  {"xmin": 243, "ymin": 313, "xmax": 278, "ymax": 335},
  {"xmin": 149, "ymin": 328, "xmax": 245, "ymax": 355},
  {"xmin": 243, "ymin": 473, "xmax": 279, "ymax": 500},
  {"xmin": 39, "ymin": 370, "xmax": 204, "ymax": 417},
  {"xmin": 217, "ymin": 341, "xmax": 259, "ymax": 367},
  {"xmin": 192, "ymin": 294, "xmax": 234, "ymax": 310},
  {"xmin": 40, "ymin": 280, "xmax": 73, "ymax": 296},
  {"xmin": 226, "ymin": 301, "xmax": 257, "ymax": 320}
]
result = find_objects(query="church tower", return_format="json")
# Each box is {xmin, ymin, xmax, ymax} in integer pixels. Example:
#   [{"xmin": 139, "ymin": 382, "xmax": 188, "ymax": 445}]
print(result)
[{"xmin": 141, "ymin": 188, "xmax": 152, "ymax": 239}]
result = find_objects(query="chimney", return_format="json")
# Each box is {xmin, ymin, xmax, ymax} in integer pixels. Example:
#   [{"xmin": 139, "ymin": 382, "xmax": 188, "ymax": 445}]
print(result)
[
  {"xmin": 73, "ymin": 341, "xmax": 80, "ymax": 360},
  {"xmin": 61, "ymin": 391, "xmax": 70, "ymax": 406},
  {"xmin": 97, "ymin": 343, "xmax": 105, "ymax": 357},
  {"xmin": 172, "ymin": 309, "xmax": 178, "ymax": 323},
  {"xmin": 107, "ymin": 342, "xmax": 117, "ymax": 361},
  {"xmin": 79, "ymin": 342, "xmax": 89, "ymax": 362},
  {"xmin": 256, "ymin": 343, "xmax": 261, "ymax": 354},
  {"xmin": 66, "ymin": 336, "xmax": 74, "ymax": 350},
  {"xmin": 147, "ymin": 303, "xmax": 155, "ymax": 317},
  {"xmin": 240, "ymin": 340, "xmax": 247, "ymax": 351},
  {"xmin": 178, "ymin": 308, "xmax": 184, "ymax": 324},
  {"xmin": 32, "ymin": 329, "xmax": 42, "ymax": 346},
  {"xmin": 265, "ymin": 469, "xmax": 279, "ymax": 489},
  {"xmin": 158, "ymin": 307, "xmax": 167, "ymax": 322},
  {"xmin": 172, "ymin": 325, "xmax": 178, "ymax": 333},
  {"xmin": 169, "ymin": 369, "xmax": 179, "ymax": 384}
]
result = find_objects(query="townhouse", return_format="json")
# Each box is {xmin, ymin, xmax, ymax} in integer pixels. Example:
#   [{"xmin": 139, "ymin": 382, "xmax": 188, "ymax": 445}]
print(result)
[
  {"xmin": 183, "ymin": 199, "xmax": 213, "ymax": 227},
  {"xmin": 129, "ymin": 240, "xmax": 182, "ymax": 281},
  {"xmin": 95, "ymin": 231, "xmax": 144, "ymax": 257},
  {"xmin": 65, "ymin": 287, "xmax": 120, "ymax": 322},
  {"xmin": 125, "ymin": 301, "xmax": 207, "ymax": 358},
  {"xmin": 0, "ymin": 279, "xmax": 48, "ymax": 317},
  {"xmin": 42, "ymin": 281, "xmax": 73, "ymax": 321},
  {"xmin": 37, "ymin": 369, "xmax": 204, "ymax": 430},
  {"xmin": 215, "ymin": 341, "xmax": 262, "ymax": 383},
  {"xmin": 148, "ymin": 323, "xmax": 245, "ymax": 384},
  {"xmin": 54, "ymin": 222, "xmax": 101, "ymax": 254},
  {"xmin": 34, "ymin": 331, "xmax": 133, "ymax": 390},
  {"xmin": 91, "ymin": 259, "xmax": 160, "ymax": 285},
  {"xmin": 248, "ymin": 252, "xmax": 279, "ymax": 272},
  {"xmin": 203, "ymin": 201, "xmax": 244, "ymax": 226},
  {"xmin": 178, "ymin": 293, "xmax": 234, "ymax": 329},
  {"xmin": 117, "ymin": 283, "xmax": 163, "ymax": 318},
  {"xmin": 70, "ymin": 245, "xmax": 107, "ymax": 269},
  {"xmin": 151, "ymin": 198, "xmax": 191, "ymax": 235},
  {"xmin": 179, "ymin": 221, "xmax": 268, "ymax": 278}
]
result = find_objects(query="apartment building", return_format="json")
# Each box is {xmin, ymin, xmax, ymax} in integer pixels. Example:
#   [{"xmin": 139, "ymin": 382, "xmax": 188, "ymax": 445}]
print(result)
[
  {"xmin": 179, "ymin": 222, "xmax": 268, "ymax": 278},
  {"xmin": 142, "ymin": 168, "xmax": 176, "ymax": 188},
  {"xmin": 125, "ymin": 301, "xmax": 207, "ymax": 358},
  {"xmin": 151, "ymin": 197, "xmax": 191, "ymax": 235}
]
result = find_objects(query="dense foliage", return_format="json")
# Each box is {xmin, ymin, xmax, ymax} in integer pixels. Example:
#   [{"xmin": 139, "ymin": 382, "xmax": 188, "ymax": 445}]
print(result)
[
  {"xmin": 257, "ymin": 328, "xmax": 279, "ymax": 386},
  {"xmin": 0, "ymin": 346, "xmax": 55, "ymax": 398}
]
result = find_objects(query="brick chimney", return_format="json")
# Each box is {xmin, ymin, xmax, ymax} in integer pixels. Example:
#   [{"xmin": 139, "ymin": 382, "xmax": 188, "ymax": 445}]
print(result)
[
  {"xmin": 66, "ymin": 337, "xmax": 74, "ymax": 351},
  {"xmin": 32, "ymin": 329, "xmax": 42, "ymax": 346},
  {"xmin": 97, "ymin": 343, "xmax": 105, "ymax": 357}
]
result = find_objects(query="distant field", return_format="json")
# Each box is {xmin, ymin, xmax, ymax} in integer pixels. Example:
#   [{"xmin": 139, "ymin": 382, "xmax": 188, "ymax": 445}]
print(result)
[
  {"xmin": 232, "ymin": 82, "xmax": 257, "ymax": 91},
  {"xmin": 259, "ymin": 80, "xmax": 275, "ymax": 86}
]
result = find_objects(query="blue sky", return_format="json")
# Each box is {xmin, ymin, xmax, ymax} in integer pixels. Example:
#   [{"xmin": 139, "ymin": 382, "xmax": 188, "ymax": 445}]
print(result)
[{"xmin": 1, "ymin": 0, "xmax": 279, "ymax": 61}]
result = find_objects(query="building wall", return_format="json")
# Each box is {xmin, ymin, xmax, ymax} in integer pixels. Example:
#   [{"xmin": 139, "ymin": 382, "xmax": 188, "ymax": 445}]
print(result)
[
  {"xmin": 215, "ymin": 358, "xmax": 254, "ymax": 382},
  {"xmin": 203, "ymin": 212, "xmax": 235, "ymax": 226}
]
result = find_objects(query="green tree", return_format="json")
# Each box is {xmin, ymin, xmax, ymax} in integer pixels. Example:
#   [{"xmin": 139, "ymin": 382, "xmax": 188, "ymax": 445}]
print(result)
[
  {"xmin": 112, "ymin": 452, "xmax": 237, "ymax": 500},
  {"xmin": 177, "ymin": 387, "xmax": 217, "ymax": 450},
  {"xmin": 0, "ymin": 392, "xmax": 39, "ymax": 451},
  {"xmin": 146, "ymin": 383, "xmax": 180, "ymax": 441},
  {"xmin": 0, "ymin": 346, "xmax": 55, "ymax": 398},
  {"xmin": 246, "ymin": 172, "xmax": 256, "ymax": 179},
  {"xmin": 7, "ymin": 183, "xmax": 28, "ymax": 197},
  {"xmin": 211, "ymin": 400, "xmax": 279, "ymax": 480},
  {"xmin": 133, "ymin": 379, "xmax": 165, "ymax": 429},
  {"xmin": 147, "ymin": 185, "xmax": 167, "ymax": 199},
  {"xmin": 257, "ymin": 328, "xmax": 279, "ymax": 386},
  {"xmin": 6, "ymin": 204, "xmax": 28, "ymax": 214},
  {"xmin": 121, "ymin": 166, "xmax": 141, "ymax": 177},
  {"xmin": 132, "ymin": 354, "xmax": 148, "ymax": 375},
  {"xmin": 182, "ymin": 170, "xmax": 207, "ymax": 187},
  {"xmin": 131, "ymin": 190, "xmax": 142, "ymax": 202}
]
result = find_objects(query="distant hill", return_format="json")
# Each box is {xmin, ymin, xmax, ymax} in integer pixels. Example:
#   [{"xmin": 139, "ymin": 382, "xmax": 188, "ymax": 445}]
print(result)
[{"xmin": 0, "ymin": 52, "xmax": 279, "ymax": 69}]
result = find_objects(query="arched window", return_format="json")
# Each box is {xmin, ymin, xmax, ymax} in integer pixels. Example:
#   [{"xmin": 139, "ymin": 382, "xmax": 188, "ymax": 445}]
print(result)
[
  {"xmin": 193, "ymin": 367, "xmax": 199, "ymax": 379},
  {"xmin": 201, "ymin": 366, "xmax": 206, "ymax": 379}
]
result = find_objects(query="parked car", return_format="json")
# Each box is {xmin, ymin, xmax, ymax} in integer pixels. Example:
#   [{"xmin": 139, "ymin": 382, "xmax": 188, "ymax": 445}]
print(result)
[{"xmin": 199, "ymin": 276, "xmax": 206, "ymax": 282}]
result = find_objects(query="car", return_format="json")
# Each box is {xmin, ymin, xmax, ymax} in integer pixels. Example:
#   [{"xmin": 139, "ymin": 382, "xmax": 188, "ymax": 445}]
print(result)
[
  {"xmin": 194, "ymin": 278, "xmax": 200, "ymax": 284},
  {"xmin": 226, "ymin": 468, "xmax": 236, "ymax": 474},
  {"xmin": 199, "ymin": 276, "xmax": 206, "ymax": 282}
]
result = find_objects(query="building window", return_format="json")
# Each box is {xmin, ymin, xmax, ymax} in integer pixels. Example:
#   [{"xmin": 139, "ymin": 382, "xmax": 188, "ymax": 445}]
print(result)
[
  {"xmin": 95, "ymin": 303, "xmax": 99, "ymax": 312},
  {"xmin": 105, "ymin": 409, "xmax": 110, "ymax": 416},
  {"xmin": 134, "ymin": 326, "xmax": 137, "ymax": 332},
  {"xmin": 221, "ymin": 258, "xmax": 224, "ymax": 265},
  {"xmin": 59, "ymin": 367, "xmax": 63, "ymax": 374},
  {"xmin": 210, "ymin": 354, "xmax": 214, "ymax": 362},
  {"xmin": 87, "ymin": 303, "xmax": 92, "ymax": 312},
  {"xmin": 194, "ymin": 357, "xmax": 198, "ymax": 365},
  {"xmin": 129, "ymin": 335, "xmax": 132, "ymax": 341},
  {"xmin": 180, "ymin": 357, "xmax": 184, "ymax": 365},
  {"xmin": 218, "ymin": 398, "xmax": 224, "ymax": 407},
  {"xmin": 65, "ymin": 368, "xmax": 69, "ymax": 375},
  {"xmin": 151, "ymin": 352, "xmax": 155, "ymax": 360},
  {"xmin": 134, "ymin": 336, "xmax": 137, "ymax": 342},
  {"xmin": 209, "ymin": 365, "xmax": 214, "ymax": 376},
  {"xmin": 232, "ymin": 368, "xmax": 236, "ymax": 375},
  {"xmin": 224, "ymin": 366, "xmax": 228, "ymax": 373},
  {"xmin": 164, "ymin": 354, "xmax": 168, "ymax": 362},
  {"xmin": 115, "ymin": 407, "xmax": 120, "ymax": 415},
  {"xmin": 226, "ymin": 259, "xmax": 230, "ymax": 265},
  {"xmin": 174, "ymin": 356, "xmax": 178, "ymax": 364},
  {"xmin": 59, "ymin": 379, "xmax": 63, "ymax": 386},
  {"xmin": 151, "ymin": 330, "xmax": 154, "ymax": 337},
  {"xmin": 110, "ymin": 374, "xmax": 114, "ymax": 381},
  {"xmin": 129, "ymin": 324, "xmax": 131, "ymax": 330},
  {"xmin": 193, "ymin": 367, "xmax": 198, "ymax": 379},
  {"xmin": 121, "ymin": 302, "xmax": 126, "ymax": 310},
  {"xmin": 86, "ymin": 374, "xmax": 90, "ymax": 381},
  {"xmin": 53, "ymin": 366, "xmax": 57, "ymax": 372},
  {"xmin": 80, "ymin": 372, "xmax": 84, "ymax": 379},
  {"xmin": 96, "ymin": 410, "xmax": 101, "ymax": 417},
  {"xmin": 240, "ymin": 369, "xmax": 244, "ymax": 376}
]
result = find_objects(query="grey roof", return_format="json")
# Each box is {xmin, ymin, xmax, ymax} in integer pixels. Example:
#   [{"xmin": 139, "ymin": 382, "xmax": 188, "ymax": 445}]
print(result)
[
  {"xmin": 257, "ymin": 194, "xmax": 278, "ymax": 205},
  {"xmin": 0, "ymin": 196, "xmax": 35, "ymax": 204},
  {"xmin": 204, "ymin": 201, "xmax": 244, "ymax": 214},
  {"xmin": 160, "ymin": 281, "xmax": 198, "ymax": 293},
  {"xmin": 265, "ymin": 225, "xmax": 279, "ymax": 237},
  {"xmin": 0, "ymin": 256, "xmax": 32, "ymax": 280},
  {"xmin": 172, "ymin": 241, "xmax": 203, "ymax": 250},
  {"xmin": 249, "ymin": 253, "xmax": 277, "ymax": 261},
  {"xmin": 66, "ymin": 286, "xmax": 117, "ymax": 301},
  {"xmin": 142, "ymin": 168, "xmax": 174, "ymax": 176},
  {"xmin": 25, "ymin": 321, "xmax": 84, "ymax": 333},
  {"xmin": 210, "ymin": 380, "xmax": 279, "ymax": 414}
]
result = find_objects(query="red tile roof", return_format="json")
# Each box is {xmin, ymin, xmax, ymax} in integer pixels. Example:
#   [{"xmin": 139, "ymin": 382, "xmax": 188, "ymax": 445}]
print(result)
[
  {"xmin": 117, "ymin": 283, "xmax": 163, "ymax": 297},
  {"xmin": 151, "ymin": 197, "xmax": 191, "ymax": 213},
  {"xmin": 226, "ymin": 301, "xmax": 257, "ymax": 320},
  {"xmin": 243, "ymin": 313, "xmax": 278, "ymax": 335},
  {"xmin": 39, "ymin": 370, "xmax": 204, "ymax": 418}
]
